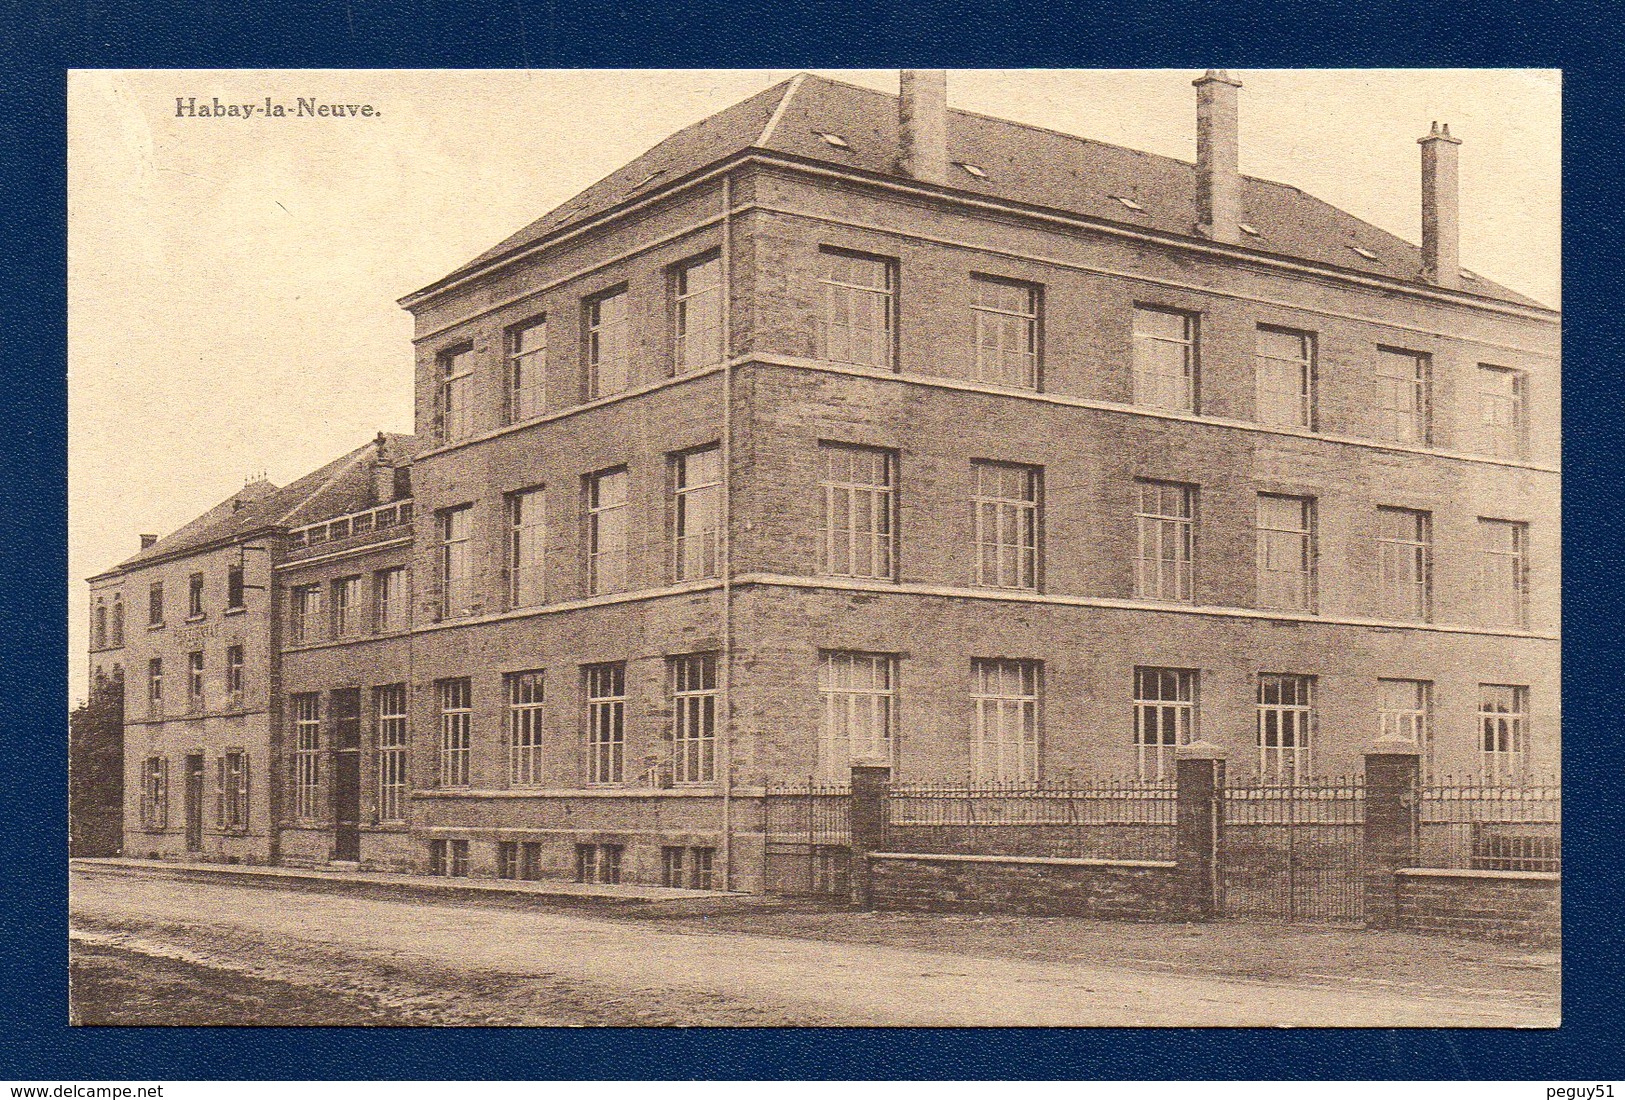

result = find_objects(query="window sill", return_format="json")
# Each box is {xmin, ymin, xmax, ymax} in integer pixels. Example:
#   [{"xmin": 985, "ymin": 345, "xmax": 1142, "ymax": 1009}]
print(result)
[
  {"xmin": 185, "ymin": 614, "xmax": 206, "ymax": 623},
  {"xmin": 147, "ymin": 623, "xmax": 165, "ymax": 631},
  {"xmin": 225, "ymin": 606, "xmax": 247, "ymax": 617}
]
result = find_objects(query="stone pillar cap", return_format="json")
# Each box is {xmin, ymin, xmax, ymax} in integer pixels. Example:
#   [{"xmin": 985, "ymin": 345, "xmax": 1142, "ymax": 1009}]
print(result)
[
  {"xmin": 1177, "ymin": 739, "xmax": 1228, "ymax": 760},
  {"xmin": 1365, "ymin": 734, "xmax": 1424, "ymax": 757}
]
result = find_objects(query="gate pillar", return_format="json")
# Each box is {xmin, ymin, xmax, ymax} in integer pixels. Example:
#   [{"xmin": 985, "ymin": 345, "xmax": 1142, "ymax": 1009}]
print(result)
[
  {"xmin": 1363, "ymin": 737, "xmax": 1422, "ymax": 928},
  {"xmin": 849, "ymin": 761, "xmax": 892, "ymax": 909},
  {"xmin": 1175, "ymin": 741, "xmax": 1227, "ymax": 919}
]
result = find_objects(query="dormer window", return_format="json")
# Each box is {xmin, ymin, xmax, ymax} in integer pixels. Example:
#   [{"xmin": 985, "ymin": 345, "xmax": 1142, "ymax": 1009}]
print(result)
[
  {"xmin": 1239, "ymin": 223, "xmax": 1262, "ymax": 237},
  {"xmin": 814, "ymin": 131, "xmax": 850, "ymax": 149},
  {"xmin": 1348, "ymin": 244, "xmax": 1380, "ymax": 261},
  {"xmin": 955, "ymin": 161, "xmax": 988, "ymax": 179},
  {"xmin": 1110, "ymin": 195, "xmax": 1146, "ymax": 212}
]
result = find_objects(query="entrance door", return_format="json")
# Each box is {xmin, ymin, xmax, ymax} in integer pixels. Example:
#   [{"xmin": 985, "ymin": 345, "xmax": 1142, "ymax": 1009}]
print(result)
[
  {"xmin": 331, "ymin": 688, "xmax": 362, "ymax": 862},
  {"xmin": 184, "ymin": 753, "xmax": 204, "ymax": 852}
]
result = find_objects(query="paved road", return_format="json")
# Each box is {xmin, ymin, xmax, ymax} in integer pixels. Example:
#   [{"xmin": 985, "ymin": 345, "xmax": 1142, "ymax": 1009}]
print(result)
[{"xmin": 69, "ymin": 869, "xmax": 1557, "ymax": 1027}]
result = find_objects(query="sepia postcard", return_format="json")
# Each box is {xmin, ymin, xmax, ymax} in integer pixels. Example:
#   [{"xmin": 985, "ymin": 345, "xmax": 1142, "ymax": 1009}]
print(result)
[{"xmin": 67, "ymin": 68, "xmax": 1560, "ymax": 1028}]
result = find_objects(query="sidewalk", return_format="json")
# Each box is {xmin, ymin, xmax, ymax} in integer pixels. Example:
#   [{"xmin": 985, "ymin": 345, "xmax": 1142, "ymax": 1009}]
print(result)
[{"xmin": 70, "ymin": 856, "xmax": 773, "ymax": 913}]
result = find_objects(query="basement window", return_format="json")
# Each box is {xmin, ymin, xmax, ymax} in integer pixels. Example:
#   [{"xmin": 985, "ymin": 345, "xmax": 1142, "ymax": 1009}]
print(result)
[
  {"xmin": 1348, "ymin": 244, "xmax": 1380, "ymax": 261},
  {"xmin": 814, "ymin": 131, "xmax": 851, "ymax": 149},
  {"xmin": 955, "ymin": 161, "xmax": 988, "ymax": 179},
  {"xmin": 1239, "ymin": 223, "xmax": 1262, "ymax": 237},
  {"xmin": 1110, "ymin": 195, "xmax": 1146, "ymax": 211}
]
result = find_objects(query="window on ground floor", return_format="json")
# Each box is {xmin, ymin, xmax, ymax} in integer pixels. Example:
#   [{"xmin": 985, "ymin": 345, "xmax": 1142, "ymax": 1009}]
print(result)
[
  {"xmin": 428, "ymin": 838, "xmax": 469, "ymax": 877},
  {"xmin": 576, "ymin": 843, "xmax": 623, "ymax": 884}
]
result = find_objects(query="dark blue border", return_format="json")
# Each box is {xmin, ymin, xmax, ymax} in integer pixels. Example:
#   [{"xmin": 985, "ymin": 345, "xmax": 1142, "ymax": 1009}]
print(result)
[{"xmin": 8, "ymin": 0, "xmax": 1623, "ymax": 1081}]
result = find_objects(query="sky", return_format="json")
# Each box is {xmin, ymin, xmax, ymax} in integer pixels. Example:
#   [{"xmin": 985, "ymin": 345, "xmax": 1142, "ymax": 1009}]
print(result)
[{"xmin": 66, "ymin": 68, "xmax": 1560, "ymax": 703}]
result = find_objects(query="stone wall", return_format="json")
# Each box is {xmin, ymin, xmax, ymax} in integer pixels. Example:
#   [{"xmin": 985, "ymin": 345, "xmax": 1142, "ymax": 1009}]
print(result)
[
  {"xmin": 1395, "ymin": 867, "xmax": 1560, "ymax": 946},
  {"xmin": 868, "ymin": 851, "xmax": 1182, "ymax": 919}
]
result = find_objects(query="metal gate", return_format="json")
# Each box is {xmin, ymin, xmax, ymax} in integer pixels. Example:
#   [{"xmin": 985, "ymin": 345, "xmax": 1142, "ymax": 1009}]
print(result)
[
  {"xmin": 762, "ymin": 781, "xmax": 851, "ymax": 898},
  {"xmin": 1221, "ymin": 777, "xmax": 1366, "ymax": 923}
]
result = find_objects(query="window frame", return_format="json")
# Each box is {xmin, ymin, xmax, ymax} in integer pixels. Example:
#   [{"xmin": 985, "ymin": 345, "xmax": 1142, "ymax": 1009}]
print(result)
[
  {"xmin": 330, "ymin": 574, "xmax": 362, "ymax": 638},
  {"xmin": 673, "ymin": 252, "xmax": 724, "ymax": 374},
  {"xmin": 437, "ymin": 504, "xmax": 473, "ymax": 620},
  {"xmin": 818, "ymin": 650, "xmax": 898, "ymax": 778},
  {"xmin": 1373, "ymin": 346, "xmax": 1432, "ymax": 445},
  {"xmin": 1375, "ymin": 506, "xmax": 1433, "ymax": 621},
  {"xmin": 1477, "ymin": 517, "xmax": 1530, "ymax": 629},
  {"xmin": 373, "ymin": 565, "xmax": 406, "ymax": 632},
  {"xmin": 437, "ymin": 677, "xmax": 472, "ymax": 788},
  {"xmin": 1475, "ymin": 364, "xmax": 1528, "ymax": 460},
  {"xmin": 186, "ymin": 650, "xmax": 204, "ymax": 712},
  {"xmin": 227, "ymin": 564, "xmax": 246, "ymax": 610},
  {"xmin": 148, "ymin": 581, "xmax": 164, "ymax": 628},
  {"xmin": 816, "ymin": 247, "xmax": 896, "ymax": 371},
  {"xmin": 1378, "ymin": 678, "xmax": 1434, "ymax": 779},
  {"xmin": 507, "ymin": 486, "xmax": 547, "ymax": 609},
  {"xmin": 1255, "ymin": 325, "xmax": 1316, "ymax": 429},
  {"xmin": 374, "ymin": 683, "xmax": 409, "ymax": 823},
  {"xmin": 818, "ymin": 443, "xmax": 897, "ymax": 581},
  {"xmin": 147, "ymin": 657, "xmax": 163, "ymax": 719},
  {"xmin": 224, "ymin": 644, "xmax": 244, "ymax": 710},
  {"xmin": 673, "ymin": 445, "xmax": 722, "ymax": 582},
  {"xmin": 1256, "ymin": 673, "xmax": 1315, "ymax": 783},
  {"xmin": 1133, "ymin": 667, "xmax": 1196, "ymax": 782},
  {"xmin": 506, "ymin": 669, "xmax": 546, "ymax": 788},
  {"xmin": 1479, "ymin": 683, "xmax": 1530, "ymax": 782},
  {"xmin": 187, "ymin": 572, "xmax": 205, "ymax": 619},
  {"xmin": 586, "ymin": 468, "xmax": 630, "ymax": 596},
  {"xmin": 584, "ymin": 662, "xmax": 626, "ymax": 785},
  {"xmin": 970, "ymin": 657, "xmax": 1041, "ymax": 783},
  {"xmin": 1256, "ymin": 493, "xmax": 1317, "ymax": 612},
  {"xmin": 292, "ymin": 692, "xmax": 322, "ymax": 820},
  {"xmin": 436, "ymin": 343, "xmax": 476, "ymax": 443},
  {"xmin": 506, "ymin": 315, "xmax": 548, "ymax": 424},
  {"xmin": 585, "ymin": 285, "xmax": 630, "ymax": 400},
  {"xmin": 290, "ymin": 583, "xmax": 323, "ymax": 644},
  {"xmin": 971, "ymin": 460, "xmax": 1041, "ymax": 590},
  {"xmin": 1134, "ymin": 480, "xmax": 1196, "ymax": 603},
  {"xmin": 1131, "ymin": 305, "xmax": 1198, "ymax": 413},
  {"xmin": 969, "ymin": 274, "xmax": 1041, "ymax": 390},
  {"xmin": 670, "ymin": 653, "xmax": 718, "ymax": 785},
  {"xmin": 216, "ymin": 748, "xmax": 250, "ymax": 830}
]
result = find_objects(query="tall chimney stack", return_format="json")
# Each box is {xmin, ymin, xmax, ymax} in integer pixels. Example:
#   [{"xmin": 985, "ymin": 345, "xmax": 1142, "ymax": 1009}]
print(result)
[
  {"xmin": 898, "ymin": 69, "xmax": 948, "ymax": 185},
  {"xmin": 1193, "ymin": 70, "xmax": 1243, "ymax": 244},
  {"xmin": 1419, "ymin": 121, "xmax": 1462, "ymax": 289},
  {"xmin": 372, "ymin": 431, "xmax": 395, "ymax": 504}
]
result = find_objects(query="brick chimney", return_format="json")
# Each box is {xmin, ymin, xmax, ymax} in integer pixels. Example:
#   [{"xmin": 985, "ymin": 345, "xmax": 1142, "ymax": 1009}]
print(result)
[
  {"xmin": 898, "ymin": 69, "xmax": 948, "ymax": 185},
  {"xmin": 372, "ymin": 431, "xmax": 395, "ymax": 504},
  {"xmin": 1419, "ymin": 121, "xmax": 1462, "ymax": 289},
  {"xmin": 140, "ymin": 534, "xmax": 158, "ymax": 549},
  {"xmin": 1193, "ymin": 70, "xmax": 1242, "ymax": 244}
]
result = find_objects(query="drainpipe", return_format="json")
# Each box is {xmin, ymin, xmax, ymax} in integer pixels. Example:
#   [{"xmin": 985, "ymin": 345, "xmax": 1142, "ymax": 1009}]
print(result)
[{"xmin": 719, "ymin": 172, "xmax": 735, "ymax": 891}]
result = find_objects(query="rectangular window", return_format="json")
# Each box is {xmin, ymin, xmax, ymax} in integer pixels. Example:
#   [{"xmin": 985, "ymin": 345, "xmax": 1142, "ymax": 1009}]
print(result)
[
  {"xmin": 1376, "ymin": 507, "xmax": 1432, "ymax": 621},
  {"xmin": 819, "ymin": 443, "xmax": 895, "ymax": 579},
  {"xmin": 674, "ymin": 446, "xmax": 722, "ymax": 581},
  {"xmin": 187, "ymin": 573, "xmax": 205, "ymax": 618},
  {"xmin": 1378, "ymin": 678, "xmax": 1434, "ymax": 778},
  {"xmin": 662, "ymin": 846, "xmax": 716, "ymax": 890},
  {"xmin": 1478, "ymin": 518, "xmax": 1530, "ymax": 628},
  {"xmin": 1134, "ymin": 667, "xmax": 1196, "ymax": 782},
  {"xmin": 507, "ymin": 488, "xmax": 547, "ymax": 608},
  {"xmin": 585, "ymin": 663, "xmax": 626, "ymax": 785},
  {"xmin": 140, "ymin": 756, "xmax": 168, "ymax": 830},
  {"xmin": 373, "ymin": 566, "xmax": 406, "ymax": 632},
  {"xmin": 94, "ymin": 599, "xmax": 107, "ymax": 649},
  {"xmin": 438, "ymin": 345, "xmax": 475, "ymax": 442},
  {"xmin": 971, "ymin": 658, "xmax": 1040, "ymax": 783},
  {"xmin": 671, "ymin": 654, "xmax": 718, "ymax": 785},
  {"xmin": 498, "ymin": 841, "xmax": 519, "ymax": 880},
  {"xmin": 225, "ymin": 645, "xmax": 244, "ymax": 709},
  {"xmin": 507, "ymin": 316, "xmax": 547, "ymax": 422},
  {"xmin": 661, "ymin": 846, "xmax": 686, "ymax": 889},
  {"xmin": 331, "ymin": 575, "xmax": 361, "ymax": 637},
  {"xmin": 507, "ymin": 670, "xmax": 545, "ymax": 787},
  {"xmin": 970, "ymin": 276, "xmax": 1039, "ymax": 389},
  {"xmin": 428, "ymin": 839, "xmax": 470, "ymax": 877},
  {"xmin": 374, "ymin": 684, "xmax": 408, "ymax": 823},
  {"xmin": 1256, "ymin": 494, "xmax": 1315, "ymax": 611},
  {"xmin": 147, "ymin": 657, "xmax": 163, "ymax": 719},
  {"xmin": 438, "ymin": 505, "xmax": 472, "ymax": 619},
  {"xmin": 972, "ymin": 461, "xmax": 1039, "ymax": 590},
  {"xmin": 217, "ymin": 749, "xmax": 249, "ymax": 830},
  {"xmin": 1476, "ymin": 365, "xmax": 1527, "ymax": 459},
  {"xmin": 817, "ymin": 249, "xmax": 894, "ymax": 370},
  {"xmin": 227, "ymin": 565, "xmax": 245, "ymax": 610},
  {"xmin": 586, "ymin": 288, "xmax": 629, "ymax": 399},
  {"xmin": 1135, "ymin": 480, "xmax": 1195, "ymax": 602},
  {"xmin": 111, "ymin": 595, "xmax": 124, "ymax": 646},
  {"xmin": 1256, "ymin": 326, "xmax": 1315, "ymax": 429},
  {"xmin": 498, "ymin": 840, "xmax": 544, "ymax": 880},
  {"xmin": 674, "ymin": 254, "xmax": 724, "ymax": 373},
  {"xmin": 818, "ymin": 651, "xmax": 896, "ymax": 778},
  {"xmin": 1374, "ymin": 347, "xmax": 1431, "ymax": 445},
  {"xmin": 438, "ymin": 678, "xmax": 472, "ymax": 788},
  {"xmin": 186, "ymin": 651, "xmax": 204, "ymax": 712},
  {"xmin": 586, "ymin": 469, "xmax": 629, "ymax": 595},
  {"xmin": 1479, "ymin": 684, "xmax": 1529, "ymax": 782},
  {"xmin": 575, "ymin": 843, "xmax": 623, "ymax": 884},
  {"xmin": 149, "ymin": 582, "xmax": 164, "ymax": 627},
  {"xmin": 290, "ymin": 584, "xmax": 323, "ymax": 644},
  {"xmin": 1132, "ymin": 306, "xmax": 1197, "ymax": 412},
  {"xmin": 1257, "ymin": 674, "xmax": 1314, "ymax": 783},
  {"xmin": 293, "ymin": 692, "xmax": 321, "ymax": 820}
]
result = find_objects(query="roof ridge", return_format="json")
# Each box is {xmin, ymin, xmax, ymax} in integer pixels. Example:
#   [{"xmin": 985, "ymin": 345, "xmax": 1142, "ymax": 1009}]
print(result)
[
  {"xmin": 271, "ymin": 444, "xmax": 376, "ymax": 526},
  {"xmin": 756, "ymin": 73, "xmax": 807, "ymax": 148}
]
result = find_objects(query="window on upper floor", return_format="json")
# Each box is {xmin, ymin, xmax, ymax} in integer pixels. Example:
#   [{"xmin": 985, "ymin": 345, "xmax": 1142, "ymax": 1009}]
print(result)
[
  {"xmin": 290, "ymin": 583, "xmax": 323, "ymax": 644},
  {"xmin": 971, "ymin": 658, "xmax": 1041, "ymax": 783},
  {"xmin": 586, "ymin": 287, "xmax": 630, "ymax": 399},
  {"xmin": 673, "ymin": 446, "xmax": 721, "ymax": 581},
  {"xmin": 817, "ymin": 249, "xmax": 895, "ymax": 370},
  {"xmin": 93, "ymin": 599, "xmax": 107, "ymax": 649},
  {"xmin": 507, "ymin": 487, "xmax": 546, "ymax": 609},
  {"xmin": 437, "ymin": 345, "xmax": 475, "ymax": 442},
  {"xmin": 1476, "ymin": 364, "xmax": 1528, "ymax": 460},
  {"xmin": 819, "ymin": 443, "xmax": 895, "ymax": 580},
  {"xmin": 971, "ymin": 461, "xmax": 1039, "ymax": 590},
  {"xmin": 148, "ymin": 582, "xmax": 164, "ymax": 627},
  {"xmin": 674, "ymin": 253, "xmax": 724, "ymax": 374},
  {"xmin": 1477, "ymin": 518, "xmax": 1529, "ymax": 629},
  {"xmin": 147, "ymin": 657, "xmax": 163, "ymax": 719},
  {"xmin": 507, "ymin": 316, "xmax": 548, "ymax": 423},
  {"xmin": 226, "ymin": 565, "xmax": 245, "ymax": 610},
  {"xmin": 111, "ymin": 594, "xmax": 124, "ymax": 647},
  {"xmin": 1256, "ymin": 494, "xmax": 1316, "ymax": 612},
  {"xmin": 331, "ymin": 575, "xmax": 361, "ymax": 638},
  {"xmin": 437, "ymin": 505, "xmax": 473, "ymax": 619},
  {"xmin": 1373, "ymin": 347, "xmax": 1431, "ymax": 445},
  {"xmin": 1135, "ymin": 481, "xmax": 1196, "ymax": 603},
  {"xmin": 373, "ymin": 566, "xmax": 406, "ymax": 632},
  {"xmin": 970, "ymin": 275, "xmax": 1040, "ymax": 390},
  {"xmin": 225, "ymin": 644, "xmax": 244, "ymax": 710},
  {"xmin": 1376, "ymin": 507, "xmax": 1432, "ymax": 621},
  {"xmin": 586, "ymin": 469, "xmax": 629, "ymax": 596},
  {"xmin": 186, "ymin": 651, "xmax": 204, "ymax": 711},
  {"xmin": 1255, "ymin": 326, "xmax": 1315, "ymax": 429},
  {"xmin": 1132, "ymin": 306, "xmax": 1197, "ymax": 413},
  {"xmin": 187, "ymin": 573, "xmax": 205, "ymax": 618}
]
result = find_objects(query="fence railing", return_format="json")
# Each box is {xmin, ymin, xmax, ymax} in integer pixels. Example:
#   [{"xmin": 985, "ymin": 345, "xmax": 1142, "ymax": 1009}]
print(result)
[
  {"xmin": 1223, "ymin": 775, "xmax": 1365, "ymax": 826},
  {"xmin": 288, "ymin": 499, "xmax": 414, "ymax": 549},
  {"xmin": 1419, "ymin": 775, "xmax": 1560, "ymax": 872}
]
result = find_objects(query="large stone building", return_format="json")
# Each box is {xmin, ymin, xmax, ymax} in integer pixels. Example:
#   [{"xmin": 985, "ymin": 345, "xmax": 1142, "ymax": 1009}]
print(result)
[{"xmin": 87, "ymin": 71, "xmax": 1559, "ymax": 893}]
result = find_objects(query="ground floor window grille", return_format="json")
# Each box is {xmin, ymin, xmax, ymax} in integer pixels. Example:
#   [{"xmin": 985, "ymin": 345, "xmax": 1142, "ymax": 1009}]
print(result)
[
  {"xmin": 671, "ymin": 654, "xmax": 718, "ymax": 784},
  {"xmin": 1133, "ymin": 667, "xmax": 1195, "ymax": 781},
  {"xmin": 576, "ymin": 843, "xmax": 623, "ymax": 884},
  {"xmin": 1257, "ymin": 673, "xmax": 1314, "ymax": 783},
  {"xmin": 1479, "ymin": 684, "xmax": 1529, "ymax": 782},
  {"xmin": 498, "ymin": 840, "xmax": 544, "ymax": 880},
  {"xmin": 292, "ymin": 692, "xmax": 321, "ymax": 820},
  {"xmin": 374, "ymin": 684, "xmax": 408, "ymax": 823},
  {"xmin": 428, "ymin": 838, "xmax": 469, "ymax": 877},
  {"xmin": 971, "ymin": 658, "xmax": 1040, "ymax": 782},
  {"xmin": 140, "ymin": 756, "xmax": 168, "ymax": 831},
  {"xmin": 215, "ymin": 750, "xmax": 249, "ymax": 829},
  {"xmin": 661, "ymin": 845, "xmax": 716, "ymax": 890},
  {"xmin": 438, "ymin": 677, "xmax": 471, "ymax": 787}
]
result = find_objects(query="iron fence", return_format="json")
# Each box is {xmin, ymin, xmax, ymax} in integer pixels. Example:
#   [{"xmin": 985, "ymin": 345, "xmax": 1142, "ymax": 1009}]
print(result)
[
  {"xmin": 1221, "ymin": 776, "xmax": 1366, "ymax": 923},
  {"xmin": 762, "ymin": 780, "xmax": 852, "ymax": 897},
  {"xmin": 1419, "ymin": 775, "xmax": 1560, "ymax": 872}
]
